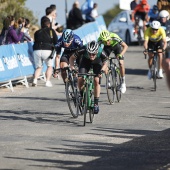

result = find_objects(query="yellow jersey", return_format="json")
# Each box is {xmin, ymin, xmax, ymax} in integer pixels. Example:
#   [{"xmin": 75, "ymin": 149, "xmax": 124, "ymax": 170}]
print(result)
[{"xmin": 144, "ymin": 27, "xmax": 166, "ymax": 42}]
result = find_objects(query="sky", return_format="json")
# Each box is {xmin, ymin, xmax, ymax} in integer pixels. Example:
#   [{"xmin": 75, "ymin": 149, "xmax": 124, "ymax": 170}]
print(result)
[{"xmin": 25, "ymin": 0, "xmax": 156, "ymax": 26}]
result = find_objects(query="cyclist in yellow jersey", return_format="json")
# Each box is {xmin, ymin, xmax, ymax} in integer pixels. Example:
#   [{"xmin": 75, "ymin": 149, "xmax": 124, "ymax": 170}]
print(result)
[{"xmin": 144, "ymin": 20, "xmax": 167, "ymax": 79}]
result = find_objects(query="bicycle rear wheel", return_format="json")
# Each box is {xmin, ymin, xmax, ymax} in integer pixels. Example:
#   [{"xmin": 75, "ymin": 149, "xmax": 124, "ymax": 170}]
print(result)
[
  {"xmin": 65, "ymin": 80, "xmax": 79, "ymax": 118},
  {"xmin": 106, "ymin": 69, "xmax": 116, "ymax": 104},
  {"xmin": 116, "ymin": 68, "xmax": 122, "ymax": 102}
]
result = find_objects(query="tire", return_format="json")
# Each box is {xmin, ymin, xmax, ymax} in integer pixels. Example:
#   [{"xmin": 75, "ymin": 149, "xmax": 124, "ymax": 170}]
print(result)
[
  {"xmin": 137, "ymin": 28, "xmax": 143, "ymax": 46},
  {"xmin": 106, "ymin": 68, "xmax": 116, "ymax": 104},
  {"xmin": 153, "ymin": 59, "xmax": 157, "ymax": 91},
  {"xmin": 125, "ymin": 31, "xmax": 131, "ymax": 46},
  {"xmin": 83, "ymin": 85, "xmax": 88, "ymax": 126},
  {"xmin": 89, "ymin": 89, "xmax": 94, "ymax": 123},
  {"xmin": 65, "ymin": 80, "xmax": 78, "ymax": 118},
  {"xmin": 115, "ymin": 68, "xmax": 122, "ymax": 102}
]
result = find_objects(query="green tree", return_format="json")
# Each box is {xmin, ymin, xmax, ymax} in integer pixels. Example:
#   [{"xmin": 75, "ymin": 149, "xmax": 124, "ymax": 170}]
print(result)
[
  {"xmin": 103, "ymin": 4, "xmax": 122, "ymax": 27},
  {"xmin": 0, "ymin": 0, "xmax": 38, "ymax": 31}
]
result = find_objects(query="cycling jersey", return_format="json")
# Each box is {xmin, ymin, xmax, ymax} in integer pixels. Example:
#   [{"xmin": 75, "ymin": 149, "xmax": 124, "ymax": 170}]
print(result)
[
  {"xmin": 55, "ymin": 34, "xmax": 83, "ymax": 55},
  {"xmin": 144, "ymin": 27, "xmax": 166, "ymax": 42},
  {"xmin": 98, "ymin": 32, "xmax": 123, "ymax": 47},
  {"xmin": 74, "ymin": 45, "xmax": 107, "ymax": 63},
  {"xmin": 133, "ymin": 3, "xmax": 150, "ymax": 13},
  {"xmin": 74, "ymin": 45, "xmax": 108, "ymax": 75}
]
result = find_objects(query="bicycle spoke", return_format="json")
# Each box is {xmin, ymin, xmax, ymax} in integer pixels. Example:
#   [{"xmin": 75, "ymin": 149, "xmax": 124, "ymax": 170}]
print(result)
[{"xmin": 116, "ymin": 70, "xmax": 122, "ymax": 102}]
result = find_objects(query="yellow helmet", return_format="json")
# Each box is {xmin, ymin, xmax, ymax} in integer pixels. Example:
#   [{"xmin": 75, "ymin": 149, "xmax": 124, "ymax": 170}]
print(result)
[{"xmin": 99, "ymin": 30, "xmax": 111, "ymax": 42}]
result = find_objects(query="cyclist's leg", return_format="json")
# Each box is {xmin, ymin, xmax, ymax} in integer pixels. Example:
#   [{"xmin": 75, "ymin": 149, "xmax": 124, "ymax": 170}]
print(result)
[
  {"xmin": 78, "ymin": 58, "xmax": 91, "ymax": 96},
  {"xmin": 157, "ymin": 40, "xmax": 164, "ymax": 78},
  {"xmin": 60, "ymin": 54, "xmax": 69, "ymax": 83},
  {"xmin": 93, "ymin": 63, "xmax": 102, "ymax": 113},
  {"xmin": 147, "ymin": 41, "xmax": 155, "ymax": 79}
]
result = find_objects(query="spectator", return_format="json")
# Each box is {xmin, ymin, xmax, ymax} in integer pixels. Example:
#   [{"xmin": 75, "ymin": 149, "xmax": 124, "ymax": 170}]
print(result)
[
  {"xmin": 6, "ymin": 16, "xmax": 24, "ymax": 44},
  {"xmin": 32, "ymin": 18, "xmax": 58, "ymax": 87},
  {"xmin": 22, "ymin": 18, "xmax": 33, "ymax": 42},
  {"xmin": 130, "ymin": 0, "xmax": 139, "ymax": 10},
  {"xmin": 90, "ymin": 3, "xmax": 98, "ymax": 19},
  {"xmin": 41, "ymin": 5, "xmax": 62, "ymax": 36},
  {"xmin": 81, "ymin": 0, "xmax": 94, "ymax": 23},
  {"xmin": 157, "ymin": 0, "xmax": 170, "ymax": 14},
  {"xmin": 67, "ymin": 1, "xmax": 84, "ymax": 30},
  {"xmin": 0, "ymin": 16, "xmax": 11, "ymax": 45}
]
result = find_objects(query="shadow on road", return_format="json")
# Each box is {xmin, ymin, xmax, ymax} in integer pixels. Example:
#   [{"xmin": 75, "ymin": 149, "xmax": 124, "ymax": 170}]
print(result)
[
  {"xmin": 125, "ymin": 68, "xmax": 148, "ymax": 76},
  {"xmin": 3, "ymin": 127, "xmax": 170, "ymax": 170}
]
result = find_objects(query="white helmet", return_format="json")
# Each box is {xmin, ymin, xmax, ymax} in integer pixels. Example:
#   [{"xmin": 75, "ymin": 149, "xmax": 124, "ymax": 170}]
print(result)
[
  {"xmin": 150, "ymin": 20, "xmax": 161, "ymax": 29},
  {"xmin": 159, "ymin": 10, "xmax": 169, "ymax": 20}
]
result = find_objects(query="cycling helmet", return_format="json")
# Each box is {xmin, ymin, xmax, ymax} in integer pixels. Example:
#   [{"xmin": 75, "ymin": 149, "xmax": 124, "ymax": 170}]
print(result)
[
  {"xmin": 62, "ymin": 29, "xmax": 74, "ymax": 43},
  {"xmin": 99, "ymin": 30, "xmax": 111, "ymax": 42},
  {"xmin": 153, "ymin": 5, "xmax": 158, "ymax": 11},
  {"xmin": 86, "ymin": 41, "xmax": 99, "ymax": 54},
  {"xmin": 159, "ymin": 10, "xmax": 169, "ymax": 20},
  {"xmin": 141, "ymin": 0, "xmax": 147, "ymax": 5},
  {"xmin": 150, "ymin": 20, "xmax": 161, "ymax": 29}
]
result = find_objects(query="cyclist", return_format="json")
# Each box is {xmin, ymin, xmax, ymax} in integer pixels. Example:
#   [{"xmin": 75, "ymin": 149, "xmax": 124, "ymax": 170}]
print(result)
[
  {"xmin": 69, "ymin": 40, "xmax": 108, "ymax": 114},
  {"xmin": 98, "ymin": 30, "xmax": 128, "ymax": 94},
  {"xmin": 132, "ymin": 0, "xmax": 150, "ymax": 33},
  {"xmin": 55, "ymin": 29, "xmax": 83, "ymax": 85},
  {"xmin": 143, "ymin": 20, "xmax": 167, "ymax": 79},
  {"xmin": 147, "ymin": 5, "xmax": 159, "ymax": 22},
  {"xmin": 158, "ymin": 10, "xmax": 170, "ymax": 28}
]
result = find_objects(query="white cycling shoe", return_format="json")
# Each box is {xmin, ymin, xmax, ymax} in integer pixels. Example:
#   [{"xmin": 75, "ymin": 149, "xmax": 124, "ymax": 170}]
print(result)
[
  {"xmin": 45, "ymin": 81, "xmax": 53, "ymax": 87},
  {"xmin": 157, "ymin": 70, "xmax": 164, "ymax": 78},
  {"xmin": 120, "ymin": 83, "xmax": 126, "ymax": 94}
]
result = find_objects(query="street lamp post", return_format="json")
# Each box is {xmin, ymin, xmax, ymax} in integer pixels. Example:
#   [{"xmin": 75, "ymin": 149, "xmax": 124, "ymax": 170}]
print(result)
[{"xmin": 65, "ymin": 0, "xmax": 68, "ymax": 28}]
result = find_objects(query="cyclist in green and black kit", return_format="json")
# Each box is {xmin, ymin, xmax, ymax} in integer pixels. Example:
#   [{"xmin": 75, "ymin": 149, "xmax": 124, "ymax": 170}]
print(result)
[
  {"xmin": 69, "ymin": 40, "xmax": 108, "ymax": 114},
  {"xmin": 98, "ymin": 30, "xmax": 128, "ymax": 93}
]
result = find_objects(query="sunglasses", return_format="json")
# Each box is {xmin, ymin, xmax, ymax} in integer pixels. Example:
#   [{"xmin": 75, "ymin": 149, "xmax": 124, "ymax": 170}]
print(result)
[
  {"xmin": 152, "ymin": 28, "xmax": 158, "ymax": 31},
  {"xmin": 88, "ymin": 52, "xmax": 97, "ymax": 56}
]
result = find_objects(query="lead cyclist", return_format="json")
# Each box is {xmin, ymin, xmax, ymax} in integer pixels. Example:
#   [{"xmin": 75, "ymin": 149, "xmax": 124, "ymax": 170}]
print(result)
[{"xmin": 98, "ymin": 30, "xmax": 128, "ymax": 94}]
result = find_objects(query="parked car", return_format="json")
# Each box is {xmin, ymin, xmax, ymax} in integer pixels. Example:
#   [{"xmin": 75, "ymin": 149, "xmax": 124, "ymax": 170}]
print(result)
[{"xmin": 108, "ymin": 10, "xmax": 144, "ymax": 45}]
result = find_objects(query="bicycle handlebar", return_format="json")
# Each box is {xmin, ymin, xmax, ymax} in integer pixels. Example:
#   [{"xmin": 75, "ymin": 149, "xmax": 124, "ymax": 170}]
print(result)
[{"xmin": 78, "ymin": 73, "xmax": 97, "ymax": 77}]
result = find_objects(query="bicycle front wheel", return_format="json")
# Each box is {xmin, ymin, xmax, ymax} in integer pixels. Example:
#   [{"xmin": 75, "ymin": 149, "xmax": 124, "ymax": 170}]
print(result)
[
  {"xmin": 153, "ymin": 60, "xmax": 157, "ymax": 91},
  {"xmin": 83, "ymin": 85, "xmax": 88, "ymax": 126},
  {"xmin": 106, "ymin": 69, "xmax": 116, "ymax": 104},
  {"xmin": 65, "ymin": 80, "xmax": 79, "ymax": 118},
  {"xmin": 116, "ymin": 68, "xmax": 122, "ymax": 102},
  {"xmin": 89, "ymin": 90, "xmax": 94, "ymax": 123}
]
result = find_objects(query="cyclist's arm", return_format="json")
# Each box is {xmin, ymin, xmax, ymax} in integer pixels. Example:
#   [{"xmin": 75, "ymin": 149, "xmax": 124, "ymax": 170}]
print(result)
[
  {"xmin": 100, "ymin": 51, "xmax": 108, "ymax": 72},
  {"xmin": 120, "ymin": 41, "xmax": 128, "ymax": 57}
]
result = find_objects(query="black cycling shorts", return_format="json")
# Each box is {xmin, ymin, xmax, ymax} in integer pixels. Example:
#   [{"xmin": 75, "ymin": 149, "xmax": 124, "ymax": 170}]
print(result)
[
  {"xmin": 79, "ymin": 57, "xmax": 102, "ymax": 76},
  {"xmin": 135, "ymin": 11, "xmax": 147, "ymax": 21},
  {"xmin": 103, "ymin": 43, "xmax": 124, "ymax": 60},
  {"xmin": 60, "ymin": 52, "xmax": 80, "ymax": 65},
  {"xmin": 148, "ymin": 39, "xmax": 164, "ymax": 50}
]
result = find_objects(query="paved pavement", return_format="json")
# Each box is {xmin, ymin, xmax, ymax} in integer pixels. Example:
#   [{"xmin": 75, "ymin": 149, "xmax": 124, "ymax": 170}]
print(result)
[{"xmin": 0, "ymin": 46, "xmax": 170, "ymax": 170}]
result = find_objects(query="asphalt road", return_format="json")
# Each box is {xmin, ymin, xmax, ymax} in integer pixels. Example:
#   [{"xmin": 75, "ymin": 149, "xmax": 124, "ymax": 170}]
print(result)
[{"xmin": 0, "ymin": 45, "xmax": 170, "ymax": 170}]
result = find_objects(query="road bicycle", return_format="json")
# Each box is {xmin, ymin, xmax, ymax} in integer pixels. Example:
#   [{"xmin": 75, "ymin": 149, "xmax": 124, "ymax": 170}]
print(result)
[
  {"xmin": 64, "ymin": 67, "xmax": 81, "ymax": 118},
  {"xmin": 134, "ymin": 16, "xmax": 144, "ymax": 46},
  {"xmin": 106, "ymin": 56, "xmax": 121, "ymax": 104},
  {"xmin": 144, "ymin": 49, "xmax": 163, "ymax": 91},
  {"xmin": 78, "ymin": 70, "xmax": 97, "ymax": 126}
]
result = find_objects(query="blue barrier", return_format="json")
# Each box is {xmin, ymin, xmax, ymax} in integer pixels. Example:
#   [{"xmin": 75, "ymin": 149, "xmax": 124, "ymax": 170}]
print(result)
[{"xmin": 0, "ymin": 16, "xmax": 106, "ymax": 91}]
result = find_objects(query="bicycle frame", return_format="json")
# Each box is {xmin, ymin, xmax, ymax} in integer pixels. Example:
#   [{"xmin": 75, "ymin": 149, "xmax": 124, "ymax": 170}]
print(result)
[{"xmin": 78, "ymin": 71, "xmax": 96, "ymax": 126}]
